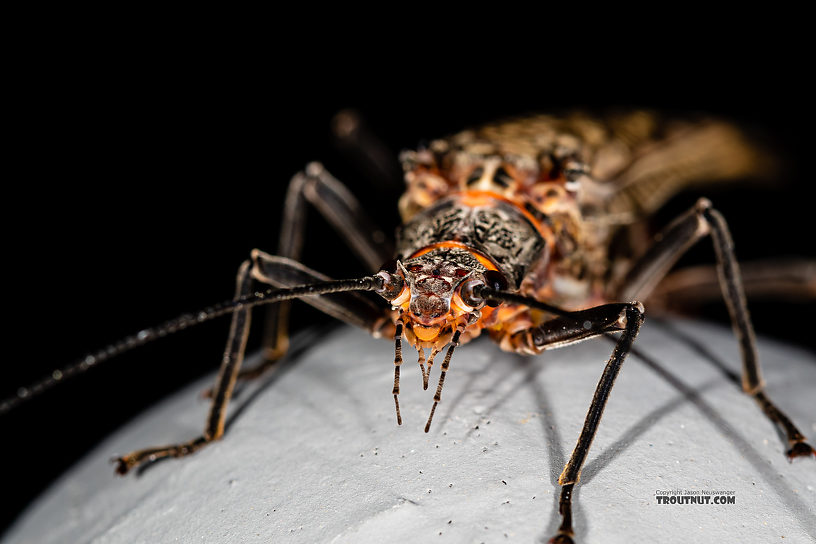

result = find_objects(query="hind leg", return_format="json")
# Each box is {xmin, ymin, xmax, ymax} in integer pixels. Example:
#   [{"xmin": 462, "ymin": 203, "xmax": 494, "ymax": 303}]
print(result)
[{"xmin": 619, "ymin": 198, "xmax": 814, "ymax": 459}]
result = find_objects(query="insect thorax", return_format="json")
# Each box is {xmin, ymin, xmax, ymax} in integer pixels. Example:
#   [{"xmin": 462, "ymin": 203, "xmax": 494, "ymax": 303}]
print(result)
[
  {"xmin": 396, "ymin": 117, "xmax": 617, "ymax": 308},
  {"xmin": 396, "ymin": 195, "xmax": 545, "ymax": 289}
]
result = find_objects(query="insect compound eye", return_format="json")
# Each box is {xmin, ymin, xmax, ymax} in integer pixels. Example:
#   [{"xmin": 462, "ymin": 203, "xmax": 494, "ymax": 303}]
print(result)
[
  {"xmin": 482, "ymin": 270, "xmax": 508, "ymax": 307},
  {"xmin": 375, "ymin": 270, "xmax": 406, "ymax": 301},
  {"xmin": 455, "ymin": 279, "xmax": 486, "ymax": 312}
]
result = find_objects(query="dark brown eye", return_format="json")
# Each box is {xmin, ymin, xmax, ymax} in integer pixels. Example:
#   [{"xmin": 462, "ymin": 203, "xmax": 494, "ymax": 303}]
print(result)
[{"xmin": 457, "ymin": 279, "xmax": 486, "ymax": 311}]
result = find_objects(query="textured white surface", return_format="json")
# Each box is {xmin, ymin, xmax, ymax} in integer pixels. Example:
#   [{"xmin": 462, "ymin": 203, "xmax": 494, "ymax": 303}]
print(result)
[{"xmin": 4, "ymin": 319, "xmax": 816, "ymax": 544}]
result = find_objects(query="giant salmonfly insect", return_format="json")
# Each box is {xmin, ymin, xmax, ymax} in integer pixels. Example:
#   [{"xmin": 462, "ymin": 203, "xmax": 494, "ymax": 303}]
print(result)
[{"xmin": 4, "ymin": 110, "xmax": 814, "ymax": 543}]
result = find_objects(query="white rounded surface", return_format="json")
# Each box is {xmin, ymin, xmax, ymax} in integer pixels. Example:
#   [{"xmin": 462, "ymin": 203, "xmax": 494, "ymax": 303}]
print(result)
[{"xmin": 4, "ymin": 319, "xmax": 816, "ymax": 543}]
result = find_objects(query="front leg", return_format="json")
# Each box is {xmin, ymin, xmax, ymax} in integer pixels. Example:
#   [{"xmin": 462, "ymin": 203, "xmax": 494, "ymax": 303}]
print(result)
[
  {"xmin": 115, "ymin": 259, "xmax": 255, "ymax": 475},
  {"xmin": 493, "ymin": 302, "xmax": 644, "ymax": 544},
  {"xmin": 114, "ymin": 255, "xmax": 394, "ymax": 475}
]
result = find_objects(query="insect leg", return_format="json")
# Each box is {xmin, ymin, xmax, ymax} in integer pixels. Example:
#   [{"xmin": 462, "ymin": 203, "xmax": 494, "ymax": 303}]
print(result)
[
  {"xmin": 331, "ymin": 109, "xmax": 404, "ymax": 194},
  {"xmin": 251, "ymin": 251, "xmax": 394, "ymax": 338},
  {"xmin": 279, "ymin": 162, "xmax": 394, "ymax": 273},
  {"xmin": 494, "ymin": 303, "xmax": 640, "ymax": 354},
  {"xmin": 115, "ymin": 259, "xmax": 255, "ymax": 475},
  {"xmin": 257, "ymin": 162, "xmax": 395, "ymax": 380},
  {"xmin": 202, "ymin": 251, "xmax": 392, "ymax": 400},
  {"xmin": 492, "ymin": 302, "xmax": 644, "ymax": 544},
  {"xmin": 393, "ymin": 316, "xmax": 404, "ymax": 425},
  {"xmin": 619, "ymin": 198, "xmax": 815, "ymax": 459},
  {"xmin": 648, "ymin": 257, "xmax": 816, "ymax": 310},
  {"xmin": 554, "ymin": 306, "xmax": 643, "ymax": 544},
  {"xmin": 114, "ymin": 256, "xmax": 393, "ymax": 475}
]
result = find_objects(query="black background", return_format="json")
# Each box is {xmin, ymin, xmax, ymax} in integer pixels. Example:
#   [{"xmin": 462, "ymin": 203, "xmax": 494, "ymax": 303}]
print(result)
[{"xmin": 3, "ymin": 31, "xmax": 814, "ymax": 535}]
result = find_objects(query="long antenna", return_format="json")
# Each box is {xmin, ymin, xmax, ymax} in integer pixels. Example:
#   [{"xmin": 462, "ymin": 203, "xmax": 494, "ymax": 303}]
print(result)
[{"xmin": 1, "ymin": 276, "xmax": 383, "ymax": 415}]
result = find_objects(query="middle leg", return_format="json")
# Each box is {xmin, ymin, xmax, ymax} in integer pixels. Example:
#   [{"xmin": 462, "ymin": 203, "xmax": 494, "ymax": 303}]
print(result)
[{"xmin": 255, "ymin": 163, "xmax": 394, "ymax": 382}]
